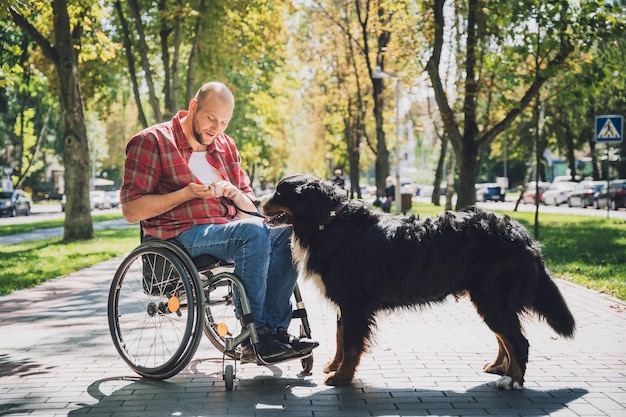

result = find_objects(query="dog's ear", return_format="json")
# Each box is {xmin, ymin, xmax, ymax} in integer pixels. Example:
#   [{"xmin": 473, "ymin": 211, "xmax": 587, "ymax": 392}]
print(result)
[{"xmin": 294, "ymin": 177, "xmax": 340, "ymax": 225}]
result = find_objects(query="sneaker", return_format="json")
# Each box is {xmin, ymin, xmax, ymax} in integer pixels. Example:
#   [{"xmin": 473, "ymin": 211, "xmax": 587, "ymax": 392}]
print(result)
[
  {"xmin": 274, "ymin": 327, "xmax": 319, "ymax": 356},
  {"xmin": 239, "ymin": 342, "xmax": 256, "ymax": 364},
  {"xmin": 239, "ymin": 326, "xmax": 295, "ymax": 364}
]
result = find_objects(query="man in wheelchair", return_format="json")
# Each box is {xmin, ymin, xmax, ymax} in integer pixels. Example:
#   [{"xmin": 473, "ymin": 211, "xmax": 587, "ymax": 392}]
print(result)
[{"xmin": 120, "ymin": 81, "xmax": 318, "ymax": 364}]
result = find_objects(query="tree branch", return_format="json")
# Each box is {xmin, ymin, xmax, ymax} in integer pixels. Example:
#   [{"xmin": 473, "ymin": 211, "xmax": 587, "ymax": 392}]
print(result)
[{"xmin": 9, "ymin": 6, "xmax": 58, "ymax": 65}]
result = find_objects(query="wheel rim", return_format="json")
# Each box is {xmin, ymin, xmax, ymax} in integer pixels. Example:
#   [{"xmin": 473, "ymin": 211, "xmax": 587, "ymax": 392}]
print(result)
[
  {"xmin": 108, "ymin": 246, "xmax": 202, "ymax": 378},
  {"xmin": 203, "ymin": 275, "xmax": 242, "ymax": 359}
]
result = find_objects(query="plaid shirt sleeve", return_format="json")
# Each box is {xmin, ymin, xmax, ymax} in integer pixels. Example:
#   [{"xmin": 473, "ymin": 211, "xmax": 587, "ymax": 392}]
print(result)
[{"xmin": 120, "ymin": 113, "xmax": 254, "ymax": 240}]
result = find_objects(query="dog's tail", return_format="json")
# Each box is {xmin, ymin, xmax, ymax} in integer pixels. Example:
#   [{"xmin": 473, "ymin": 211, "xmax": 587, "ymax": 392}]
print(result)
[{"xmin": 532, "ymin": 268, "xmax": 576, "ymax": 338}]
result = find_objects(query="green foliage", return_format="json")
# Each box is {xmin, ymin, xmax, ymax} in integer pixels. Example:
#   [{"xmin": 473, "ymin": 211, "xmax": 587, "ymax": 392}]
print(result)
[
  {"xmin": 3, "ymin": 0, "xmax": 625, "ymax": 200},
  {"xmin": 0, "ymin": 213, "xmax": 125, "ymax": 236},
  {"xmin": 0, "ymin": 227, "xmax": 139, "ymax": 296}
]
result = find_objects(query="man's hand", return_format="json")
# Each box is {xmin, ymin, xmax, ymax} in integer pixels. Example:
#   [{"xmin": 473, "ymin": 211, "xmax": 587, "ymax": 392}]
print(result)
[{"xmin": 191, "ymin": 181, "xmax": 247, "ymax": 202}]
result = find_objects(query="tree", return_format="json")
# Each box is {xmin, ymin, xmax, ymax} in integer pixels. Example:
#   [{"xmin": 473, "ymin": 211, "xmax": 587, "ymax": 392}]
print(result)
[
  {"xmin": 7, "ymin": 0, "xmax": 115, "ymax": 240},
  {"xmin": 110, "ymin": 0, "xmax": 292, "ymax": 184},
  {"xmin": 424, "ymin": 0, "xmax": 623, "ymax": 209},
  {"xmin": 0, "ymin": 19, "xmax": 59, "ymax": 196},
  {"xmin": 298, "ymin": 0, "xmax": 423, "ymax": 197}
]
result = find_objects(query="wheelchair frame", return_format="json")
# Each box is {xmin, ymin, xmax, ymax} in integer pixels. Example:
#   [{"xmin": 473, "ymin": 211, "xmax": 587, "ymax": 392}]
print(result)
[{"xmin": 107, "ymin": 238, "xmax": 314, "ymax": 391}]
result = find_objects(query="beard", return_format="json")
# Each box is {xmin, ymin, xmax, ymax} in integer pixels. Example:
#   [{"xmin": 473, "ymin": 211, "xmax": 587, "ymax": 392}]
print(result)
[{"xmin": 192, "ymin": 116, "xmax": 215, "ymax": 146}]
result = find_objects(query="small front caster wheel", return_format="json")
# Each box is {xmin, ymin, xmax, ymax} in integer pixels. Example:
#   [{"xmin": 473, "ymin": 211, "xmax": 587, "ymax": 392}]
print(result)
[{"xmin": 224, "ymin": 364, "xmax": 234, "ymax": 391}]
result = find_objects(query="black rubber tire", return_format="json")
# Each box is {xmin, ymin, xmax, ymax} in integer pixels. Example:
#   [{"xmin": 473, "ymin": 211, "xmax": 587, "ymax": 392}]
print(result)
[{"xmin": 108, "ymin": 245, "xmax": 204, "ymax": 379}]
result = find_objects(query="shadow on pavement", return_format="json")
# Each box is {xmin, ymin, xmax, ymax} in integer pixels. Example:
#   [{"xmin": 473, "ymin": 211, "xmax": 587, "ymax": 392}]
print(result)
[{"xmin": 66, "ymin": 375, "xmax": 587, "ymax": 417}]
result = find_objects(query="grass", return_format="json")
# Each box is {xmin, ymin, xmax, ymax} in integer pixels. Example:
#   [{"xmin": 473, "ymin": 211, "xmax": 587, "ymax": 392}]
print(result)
[
  {"xmin": 0, "ymin": 213, "xmax": 123, "ymax": 237},
  {"xmin": 0, "ymin": 227, "xmax": 139, "ymax": 296},
  {"xmin": 1, "ymin": 204, "xmax": 625, "ymax": 301}
]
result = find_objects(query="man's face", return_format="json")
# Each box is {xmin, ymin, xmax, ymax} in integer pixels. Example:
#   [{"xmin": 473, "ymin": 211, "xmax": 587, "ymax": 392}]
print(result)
[{"xmin": 191, "ymin": 95, "xmax": 233, "ymax": 146}]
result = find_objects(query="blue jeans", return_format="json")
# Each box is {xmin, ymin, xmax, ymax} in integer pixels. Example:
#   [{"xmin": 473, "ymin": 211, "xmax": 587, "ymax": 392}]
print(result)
[{"xmin": 176, "ymin": 219, "xmax": 297, "ymax": 331}]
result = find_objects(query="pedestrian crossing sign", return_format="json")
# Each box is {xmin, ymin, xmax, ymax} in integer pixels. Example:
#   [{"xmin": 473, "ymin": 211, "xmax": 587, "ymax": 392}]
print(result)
[{"xmin": 595, "ymin": 115, "xmax": 623, "ymax": 143}]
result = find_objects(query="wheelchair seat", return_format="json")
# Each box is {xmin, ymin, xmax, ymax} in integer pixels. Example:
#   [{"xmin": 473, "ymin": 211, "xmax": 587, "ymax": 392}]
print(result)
[{"xmin": 141, "ymin": 234, "xmax": 226, "ymax": 270}]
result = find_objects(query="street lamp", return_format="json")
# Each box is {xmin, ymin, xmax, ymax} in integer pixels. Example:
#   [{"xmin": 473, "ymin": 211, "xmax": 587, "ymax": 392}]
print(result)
[{"xmin": 371, "ymin": 66, "xmax": 401, "ymax": 214}]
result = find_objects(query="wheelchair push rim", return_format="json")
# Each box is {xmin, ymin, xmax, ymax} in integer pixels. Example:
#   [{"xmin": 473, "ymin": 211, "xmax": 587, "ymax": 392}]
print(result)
[{"xmin": 108, "ymin": 244, "xmax": 204, "ymax": 379}]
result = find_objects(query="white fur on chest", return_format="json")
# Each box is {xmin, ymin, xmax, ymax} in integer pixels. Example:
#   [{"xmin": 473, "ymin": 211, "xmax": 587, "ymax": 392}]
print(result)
[{"xmin": 291, "ymin": 237, "xmax": 328, "ymax": 298}]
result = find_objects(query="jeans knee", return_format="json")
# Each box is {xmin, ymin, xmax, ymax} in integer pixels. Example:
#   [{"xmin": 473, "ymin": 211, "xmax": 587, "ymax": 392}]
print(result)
[{"xmin": 237, "ymin": 219, "xmax": 270, "ymax": 252}]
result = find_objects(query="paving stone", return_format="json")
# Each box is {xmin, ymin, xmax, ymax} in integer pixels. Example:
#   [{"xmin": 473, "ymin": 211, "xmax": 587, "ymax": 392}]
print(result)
[{"xmin": 0, "ymin": 258, "xmax": 625, "ymax": 417}]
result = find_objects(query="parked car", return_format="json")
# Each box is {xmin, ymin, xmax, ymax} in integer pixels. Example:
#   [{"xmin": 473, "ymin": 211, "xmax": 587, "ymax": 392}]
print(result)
[
  {"xmin": 522, "ymin": 181, "xmax": 550, "ymax": 204},
  {"xmin": 541, "ymin": 182, "xmax": 578, "ymax": 206},
  {"xmin": 595, "ymin": 179, "xmax": 626, "ymax": 210},
  {"xmin": 475, "ymin": 183, "xmax": 505, "ymax": 202},
  {"xmin": 567, "ymin": 181, "xmax": 605, "ymax": 208},
  {"xmin": 90, "ymin": 190, "xmax": 112, "ymax": 210},
  {"xmin": 106, "ymin": 189, "xmax": 121, "ymax": 208},
  {"xmin": 0, "ymin": 189, "xmax": 31, "ymax": 217}
]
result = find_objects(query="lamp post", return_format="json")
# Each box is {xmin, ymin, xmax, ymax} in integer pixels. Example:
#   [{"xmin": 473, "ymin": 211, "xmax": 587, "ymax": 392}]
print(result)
[{"xmin": 371, "ymin": 66, "xmax": 401, "ymax": 214}]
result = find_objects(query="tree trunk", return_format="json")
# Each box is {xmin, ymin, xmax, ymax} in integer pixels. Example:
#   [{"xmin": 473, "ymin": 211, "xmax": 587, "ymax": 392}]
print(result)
[
  {"xmin": 372, "ymin": 79, "xmax": 390, "ymax": 197},
  {"xmin": 186, "ymin": 0, "xmax": 205, "ymax": 103},
  {"xmin": 113, "ymin": 0, "xmax": 148, "ymax": 128},
  {"xmin": 445, "ymin": 148, "xmax": 456, "ymax": 211},
  {"xmin": 52, "ymin": 0, "xmax": 94, "ymax": 240},
  {"xmin": 170, "ymin": 0, "xmax": 183, "ymax": 114},
  {"xmin": 17, "ymin": 107, "xmax": 51, "ymax": 189},
  {"xmin": 455, "ymin": 139, "xmax": 480, "ymax": 209},
  {"xmin": 128, "ymin": 0, "xmax": 162, "ymax": 122},
  {"xmin": 432, "ymin": 134, "xmax": 447, "ymax": 206},
  {"xmin": 10, "ymin": 0, "xmax": 94, "ymax": 240},
  {"xmin": 158, "ymin": 0, "xmax": 172, "ymax": 117}
]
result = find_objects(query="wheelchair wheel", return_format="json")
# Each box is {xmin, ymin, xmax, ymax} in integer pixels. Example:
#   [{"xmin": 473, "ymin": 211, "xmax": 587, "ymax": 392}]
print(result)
[
  {"xmin": 224, "ymin": 364, "xmax": 235, "ymax": 391},
  {"xmin": 108, "ymin": 244, "xmax": 204, "ymax": 379},
  {"xmin": 203, "ymin": 273, "xmax": 243, "ymax": 359}
]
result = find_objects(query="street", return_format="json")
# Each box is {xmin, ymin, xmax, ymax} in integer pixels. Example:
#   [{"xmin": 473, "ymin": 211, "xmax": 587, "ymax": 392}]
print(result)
[
  {"xmin": 1, "ymin": 196, "xmax": 625, "ymax": 229},
  {"xmin": 0, "ymin": 203, "xmax": 122, "ymax": 227}
]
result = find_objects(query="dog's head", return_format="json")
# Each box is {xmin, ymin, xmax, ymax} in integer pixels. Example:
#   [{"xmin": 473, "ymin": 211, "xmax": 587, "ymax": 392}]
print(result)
[{"xmin": 262, "ymin": 174, "xmax": 345, "ymax": 229}]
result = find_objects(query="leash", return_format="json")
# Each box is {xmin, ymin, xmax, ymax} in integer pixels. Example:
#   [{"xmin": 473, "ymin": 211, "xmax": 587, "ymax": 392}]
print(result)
[
  {"xmin": 221, "ymin": 197, "xmax": 267, "ymax": 219},
  {"xmin": 235, "ymin": 205, "xmax": 266, "ymax": 219}
]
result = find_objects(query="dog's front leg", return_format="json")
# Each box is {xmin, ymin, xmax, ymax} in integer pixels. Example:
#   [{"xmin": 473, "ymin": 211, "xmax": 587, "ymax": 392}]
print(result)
[
  {"xmin": 323, "ymin": 315, "xmax": 343, "ymax": 373},
  {"xmin": 324, "ymin": 309, "xmax": 367, "ymax": 386}
]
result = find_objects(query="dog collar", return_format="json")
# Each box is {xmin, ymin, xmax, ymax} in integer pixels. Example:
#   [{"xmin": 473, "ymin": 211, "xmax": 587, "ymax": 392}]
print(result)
[{"xmin": 319, "ymin": 202, "xmax": 348, "ymax": 230}]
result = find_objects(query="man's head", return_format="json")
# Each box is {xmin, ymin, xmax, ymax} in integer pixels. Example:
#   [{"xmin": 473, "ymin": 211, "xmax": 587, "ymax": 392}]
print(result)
[{"xmin": 188, "ymin": 82, "xmax": 234, "ymax": 148}]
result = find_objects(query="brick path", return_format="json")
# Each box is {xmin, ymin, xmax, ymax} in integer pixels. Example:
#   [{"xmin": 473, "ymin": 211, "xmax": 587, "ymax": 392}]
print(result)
[{"xmin": 1, "ymin": 256, "xmax": 625, "ymax": 416}]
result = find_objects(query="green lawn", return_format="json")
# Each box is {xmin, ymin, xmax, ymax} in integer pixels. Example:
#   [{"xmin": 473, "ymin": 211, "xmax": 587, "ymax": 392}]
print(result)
[
  {"xmin": 1, "ymin": 205, "xmax": 625, "ymax": 300},
  {"xmin": 0, "ymin": 213, "xmax": 123, "ymax": 237},
  {"xmin": 0, "ymin": 227, "xmax": 139, "ymax": 296}
]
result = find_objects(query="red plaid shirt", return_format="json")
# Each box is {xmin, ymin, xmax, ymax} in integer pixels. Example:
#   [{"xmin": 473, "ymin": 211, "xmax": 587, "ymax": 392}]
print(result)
[{"xmin": 120, "ymin": 110, "xmax": 253, "ymax": 240}]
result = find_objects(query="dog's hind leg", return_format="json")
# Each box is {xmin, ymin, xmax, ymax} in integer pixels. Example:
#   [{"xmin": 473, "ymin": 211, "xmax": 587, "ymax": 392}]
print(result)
[
  {"xmin": 324, "ymin": 307, "xmax": 371, "ymax": 386},
  {"xmin": 483, "ymin": 334, "xmax": 509, "ymax": 376},
  {"xmin": 482, "ymin": 313, "xmax": 529, "ymax": 390},
  {"xmin": 323, "ymin": 315, "xmax": 344, "ymax": 374}
]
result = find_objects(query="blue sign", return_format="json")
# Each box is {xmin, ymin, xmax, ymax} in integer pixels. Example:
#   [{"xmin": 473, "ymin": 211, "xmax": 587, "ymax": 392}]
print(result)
[{"xmin": 595, "ymin": 115, "xmax": 623, "ymax": 143}]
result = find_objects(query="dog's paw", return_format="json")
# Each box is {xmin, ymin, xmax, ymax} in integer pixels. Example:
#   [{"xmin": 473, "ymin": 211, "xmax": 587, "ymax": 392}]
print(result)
[
  {"xmin": 324, "ymin": 371, "xmax": 352, "ymax": 386},
  {"xmin": 495, "ymin": 376, "xmax": 524, "ymax": 391},
  {"xmin": 483, "ymin": 361, "xmax": 507, "ymax": 376}
]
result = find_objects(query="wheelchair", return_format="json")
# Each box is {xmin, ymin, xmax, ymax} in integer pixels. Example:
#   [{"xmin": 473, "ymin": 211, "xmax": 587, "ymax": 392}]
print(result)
[{"xmin": 107, "ymin": 236, "xmax": 314, "ymax": 391}]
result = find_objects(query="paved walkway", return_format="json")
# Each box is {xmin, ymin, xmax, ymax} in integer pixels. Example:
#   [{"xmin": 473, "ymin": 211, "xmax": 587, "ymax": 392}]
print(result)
[{"xmin": 0, "ymin": 256, "xmax": 625, "ymax": 416}]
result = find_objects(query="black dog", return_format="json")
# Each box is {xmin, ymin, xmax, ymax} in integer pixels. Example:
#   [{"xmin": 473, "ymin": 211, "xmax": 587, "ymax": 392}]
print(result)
[{"xmin": 262, "ymin": 174, "xmax": 575, "ymax": 390}]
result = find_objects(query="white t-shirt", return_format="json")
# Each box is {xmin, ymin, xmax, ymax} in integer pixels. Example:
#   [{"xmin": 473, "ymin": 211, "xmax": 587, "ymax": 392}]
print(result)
[{"xmin": 188, "ymin": 152, "xmax": 222, "ymax": 184}]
